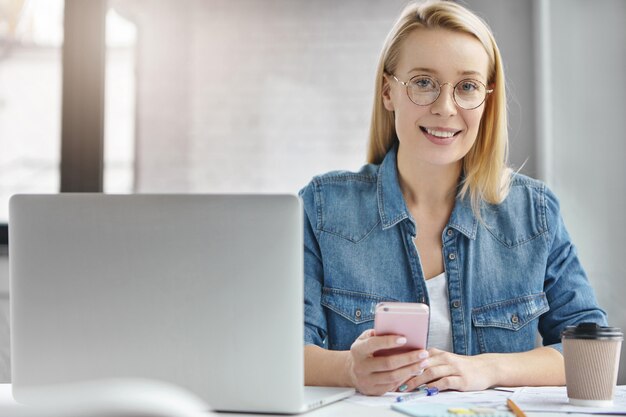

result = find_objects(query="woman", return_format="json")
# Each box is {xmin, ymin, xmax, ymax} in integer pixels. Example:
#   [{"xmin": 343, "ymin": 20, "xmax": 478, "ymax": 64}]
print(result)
[{"xmin": 299, "ymin": 0, "xmax": 607, "ymax": 395}]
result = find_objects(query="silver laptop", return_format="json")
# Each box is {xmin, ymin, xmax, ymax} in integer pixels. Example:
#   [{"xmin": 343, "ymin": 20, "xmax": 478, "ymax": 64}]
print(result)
[{"xmin": 9, "ymin": 194, "xmax": 354, "ymax": 414}]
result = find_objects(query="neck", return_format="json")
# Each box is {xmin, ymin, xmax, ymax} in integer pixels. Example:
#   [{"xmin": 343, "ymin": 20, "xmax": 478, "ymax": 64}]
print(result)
[{"xmin": 396, "ymin": 148, "xmax": 461, "ymax": 212}]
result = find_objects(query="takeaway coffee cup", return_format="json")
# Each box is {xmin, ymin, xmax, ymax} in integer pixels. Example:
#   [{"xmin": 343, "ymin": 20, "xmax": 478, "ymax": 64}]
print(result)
[{"xmin": 562, "ymin": 323, "xmax": 623, "ymax": 407}]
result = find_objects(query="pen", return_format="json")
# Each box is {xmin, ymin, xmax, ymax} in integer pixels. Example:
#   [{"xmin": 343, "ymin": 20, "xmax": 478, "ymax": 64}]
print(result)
[
  {"xmin": 396, "ymin": 387, "xmax": 439, "ymax": 402},
  {"xmin": 507, "ymin": 398, "xmax": 527, "ymax": 417}
]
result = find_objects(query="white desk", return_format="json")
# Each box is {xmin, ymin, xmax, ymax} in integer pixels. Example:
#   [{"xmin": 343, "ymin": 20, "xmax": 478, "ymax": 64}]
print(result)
[
  {"xmin": 0, "ymin": 383, "xmax": 392, "ymax": 417},
  {"xmin": 0, "ymin": 384, "xmax": 604, "ymax": 417}
]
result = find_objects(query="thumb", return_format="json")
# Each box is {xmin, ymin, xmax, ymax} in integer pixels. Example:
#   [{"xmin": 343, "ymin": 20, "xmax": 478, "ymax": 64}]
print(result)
[{"xmin": 357, "ymin": 328, "xmax": 375, "ymax": 340}]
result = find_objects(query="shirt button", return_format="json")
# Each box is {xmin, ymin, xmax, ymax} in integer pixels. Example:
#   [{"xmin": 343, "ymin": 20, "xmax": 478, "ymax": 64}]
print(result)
[
  {"xmin": 448, "ymin": 253, "xmax": 456, "ymax": 260},
  {"xmin": 452, "ymin": 300, "xmax": 461, "ymax": 308},
  {"xmin": 511, "ymin": 314, "xmax": 519, "ymax": 324},
  {"xmin": 355, "ymin": 309, "xmax": 362, "ymax": 319},
  {"xmin": 447, "ymin": 229, "xmax": 454, "ymax": 236}
]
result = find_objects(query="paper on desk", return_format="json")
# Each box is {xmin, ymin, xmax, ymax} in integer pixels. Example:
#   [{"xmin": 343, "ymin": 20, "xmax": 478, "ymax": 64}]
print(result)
[
  {"xmin": 510, "ymin": 386, "xmax": 626, "ymax": 414},
  {"xmin": 392, "ymin": 402, "xmax": 514, "ymax": 417},
  {"xmin": 346, "ymin": 388, "xmax": 513, "ymax": 407}
]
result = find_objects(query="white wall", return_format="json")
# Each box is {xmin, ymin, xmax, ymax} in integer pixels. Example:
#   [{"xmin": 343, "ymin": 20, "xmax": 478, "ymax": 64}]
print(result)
[
  {"xmin": 466, "ymin": 0, "xmax": 626, "ymax": 384},
  {"xmin": 546, "ymin": 0, "xmax": 626, "ymax": 385},
  {"xmin": 461, "ymin": 0, "xmax": 538, "ymax": 177}
]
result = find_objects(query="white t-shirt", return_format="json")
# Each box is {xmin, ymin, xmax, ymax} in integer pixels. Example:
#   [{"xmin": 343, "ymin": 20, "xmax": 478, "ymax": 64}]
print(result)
[{"xmin": 425, "ymin": 272, "xmax": 453, "ymax": 352}]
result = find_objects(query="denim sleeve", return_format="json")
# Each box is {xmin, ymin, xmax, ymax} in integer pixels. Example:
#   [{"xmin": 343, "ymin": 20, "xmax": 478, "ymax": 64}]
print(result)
[
  {"xmin": 299, "ymin": 182, "xmax": 328, "ymax": 348},
  {"xmin": 540, "ymin": 186, "xmax": 608, "ymax": 352}
]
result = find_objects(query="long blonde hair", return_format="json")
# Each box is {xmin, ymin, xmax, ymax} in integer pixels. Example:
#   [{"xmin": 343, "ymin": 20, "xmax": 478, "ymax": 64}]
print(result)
[{"xmin": 367, "ymin": 0, "xmax": 511, "ymax": 213}]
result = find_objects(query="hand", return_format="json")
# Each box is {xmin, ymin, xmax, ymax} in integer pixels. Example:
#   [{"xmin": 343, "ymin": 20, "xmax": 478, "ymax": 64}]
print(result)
[
  {"xmin": 399, "ymin": 348, "xmax": 496, "ymax": 392},
  {"xmin": 346, "ymin": 329, "xmax": 430, "ymax": 396}
]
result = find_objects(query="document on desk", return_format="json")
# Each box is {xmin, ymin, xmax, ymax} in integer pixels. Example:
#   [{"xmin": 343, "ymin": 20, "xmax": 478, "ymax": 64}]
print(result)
[
  {"xmin": 392, "ymin": 402, "xmax": 514, "ymax": 417},
  {"xmin": 347, "ymin": 388, "xmax": 513, "ymax": 407},
  {"xmin": 509, "ymin": 386, "xmax": 626, "ymax": 414}
]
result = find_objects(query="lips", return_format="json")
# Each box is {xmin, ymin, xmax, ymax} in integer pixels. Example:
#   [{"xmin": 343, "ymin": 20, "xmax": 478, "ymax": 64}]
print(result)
[{"xmin": 419, "ymin": 126, "xmax": 462, "ymax": 145}]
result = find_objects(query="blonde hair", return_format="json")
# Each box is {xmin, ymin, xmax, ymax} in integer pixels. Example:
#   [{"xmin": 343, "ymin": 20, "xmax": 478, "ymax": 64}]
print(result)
[{"xmin": 367, "ymin": 0, "xmax": 511, "ymax": 213}]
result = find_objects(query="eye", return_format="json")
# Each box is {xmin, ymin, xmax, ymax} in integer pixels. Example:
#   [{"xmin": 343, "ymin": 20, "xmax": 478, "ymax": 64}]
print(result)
[
  {"xmin": 458, "ymin": 80, "xmax": 480, "ymax": 92},
  {"xmin": 410, "ymin": 76, "xmax": 437, "ymax": 90}
]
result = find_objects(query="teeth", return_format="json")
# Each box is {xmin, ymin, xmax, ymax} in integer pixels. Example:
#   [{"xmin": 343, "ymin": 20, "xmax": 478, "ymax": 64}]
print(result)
[{"xmin": 425, "ymin": 128, "xmax": 455, "ymax": 138}]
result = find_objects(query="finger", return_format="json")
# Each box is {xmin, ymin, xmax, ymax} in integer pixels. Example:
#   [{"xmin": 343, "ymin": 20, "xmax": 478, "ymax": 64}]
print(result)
[
  {"xmin": 427, "ymin": 347, "xmax": 443, "ymax": 356},
  {"xmin": 358, "ymin": 328, "xmax": 375, "ymax": 340},
  {"xmin": 415, "ymin": 363, "xmax": 457, "ymax": 386},
  {"xmin": 379, "ymin": 359, "xmax": 430, "ymax": 389},
  {"xmin": 420, "ymin": 349, "xmax": 455, "ymax": 370},
  {"xmin": 366, "ymin": 349, "xmax": 429, "ymax": 373},
  {"xmin": 399, "ymin": 373, "xmax": 430, "ymax": 392},
  {"xmin": 427, "ymin": 375, "xmax": 464, "ymax": 392},
  {"xmin": 367, "ymin": 357, "xmax": 430, "ymax": 388},
  {"xmin": 350, "ymin": 329, "xmax": 377, "ymax": 360},
  {"xmin": 352, "ymin": 365, "xmax": 409, "ymax": 392},
  {"xmin": 362, "ymin": 334, "xmax": 410, "ymax": 357},
  {"xmin": 425, "ymin": 348, "xmax": 451, "ymax": 364}
]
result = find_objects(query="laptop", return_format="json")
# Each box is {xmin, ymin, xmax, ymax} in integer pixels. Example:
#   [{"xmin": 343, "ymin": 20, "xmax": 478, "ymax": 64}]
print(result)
[{"xmin": 9, "ymin": 194, "xmax": 354, "ymax": 414}]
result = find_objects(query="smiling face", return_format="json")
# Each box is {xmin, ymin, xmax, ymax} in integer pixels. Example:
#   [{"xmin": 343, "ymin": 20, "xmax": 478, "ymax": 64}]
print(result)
[{"xmin": 382, "ymin": 27, "xmax": 491, "ymax": 169}]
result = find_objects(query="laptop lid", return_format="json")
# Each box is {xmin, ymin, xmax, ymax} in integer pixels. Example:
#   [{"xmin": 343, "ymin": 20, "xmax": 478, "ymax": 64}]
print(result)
[{"xmin": 9, "ymin": 194, "xmax": 340, "ymax": 413}]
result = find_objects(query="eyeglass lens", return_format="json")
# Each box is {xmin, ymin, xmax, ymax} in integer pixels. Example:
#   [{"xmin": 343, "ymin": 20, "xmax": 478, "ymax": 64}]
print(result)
[{"xmin": 407, "ymin": 75, "xmax": 487, "ymax": 110}]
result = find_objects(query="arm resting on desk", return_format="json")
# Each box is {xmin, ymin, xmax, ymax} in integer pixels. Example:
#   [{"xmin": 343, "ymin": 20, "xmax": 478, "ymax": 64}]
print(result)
[
  {"xmin": 415, "ymin": 346, "xmax": 565, "ymax": 392},
  {"xmin": 305, "ymin": 344, "xmax": 565, "ymax": 394}
]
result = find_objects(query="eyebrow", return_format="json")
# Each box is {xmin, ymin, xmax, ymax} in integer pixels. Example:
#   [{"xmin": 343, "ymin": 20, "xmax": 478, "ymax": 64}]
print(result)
[{"xmin": 407, "ymin": 67, "xmax": 486, "ymax": 80}]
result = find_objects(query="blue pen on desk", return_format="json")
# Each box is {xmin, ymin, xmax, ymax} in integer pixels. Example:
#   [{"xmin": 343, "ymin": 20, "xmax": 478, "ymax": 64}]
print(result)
[{"xmin": 396, "ymin": 387, "xmax": 439, "ymax": 402}]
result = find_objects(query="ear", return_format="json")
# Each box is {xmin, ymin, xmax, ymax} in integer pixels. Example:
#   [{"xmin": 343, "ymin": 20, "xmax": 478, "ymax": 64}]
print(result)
[{"xmin": 381, "ymin": 74, "xmax": 395, "ymax": 112}]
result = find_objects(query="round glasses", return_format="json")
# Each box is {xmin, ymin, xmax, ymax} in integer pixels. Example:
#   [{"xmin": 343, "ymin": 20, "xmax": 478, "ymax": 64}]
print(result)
[{"xmin": 391, "ymin": 74, "xmax": 493, "ymax": 110}]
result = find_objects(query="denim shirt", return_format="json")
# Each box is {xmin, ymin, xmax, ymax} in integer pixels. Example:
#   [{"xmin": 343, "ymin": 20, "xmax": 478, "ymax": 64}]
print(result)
[{"xmin": 299, "ymin": 147, "xmax": 607, "ymax": 355}]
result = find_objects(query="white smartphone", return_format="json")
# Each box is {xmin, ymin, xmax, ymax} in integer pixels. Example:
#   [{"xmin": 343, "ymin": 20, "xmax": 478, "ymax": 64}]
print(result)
[{"xmin": 373, "ymin": 302, "xmax": 429, "ymax": 356}]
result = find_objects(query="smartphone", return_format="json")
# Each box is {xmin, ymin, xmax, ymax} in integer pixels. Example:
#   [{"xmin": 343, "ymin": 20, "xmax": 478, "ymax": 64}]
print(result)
[{"xmin": 373, "ymin": 302, "xmax": 429, "ymax": 356}]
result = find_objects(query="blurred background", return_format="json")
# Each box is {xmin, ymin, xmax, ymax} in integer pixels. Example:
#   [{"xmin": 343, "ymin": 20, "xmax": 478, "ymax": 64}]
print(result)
[{"xmin": 0, "ymin": 0, "xmax": 624, "ymax": 383}]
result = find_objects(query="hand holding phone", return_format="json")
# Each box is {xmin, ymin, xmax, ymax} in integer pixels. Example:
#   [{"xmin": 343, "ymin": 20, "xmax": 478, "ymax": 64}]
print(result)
[{"xmin": 373, "ymin": 302, "xmax": 429, "ymax": 356}]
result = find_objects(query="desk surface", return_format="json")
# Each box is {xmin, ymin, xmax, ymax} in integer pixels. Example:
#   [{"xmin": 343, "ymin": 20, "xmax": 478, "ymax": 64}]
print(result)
[
  {"xmin": 0, "ymin": 384, "xmax": 392, "ymax": 417},
  {"xmin": 0, "ymin": 384, "xmax": 606, "ymax": 417}
]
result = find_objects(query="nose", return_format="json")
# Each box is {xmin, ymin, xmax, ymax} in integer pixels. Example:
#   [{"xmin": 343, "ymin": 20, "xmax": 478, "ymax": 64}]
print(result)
[{"xmin": 430, "ymin": 83, "xmax": 457, "ymax": 117}]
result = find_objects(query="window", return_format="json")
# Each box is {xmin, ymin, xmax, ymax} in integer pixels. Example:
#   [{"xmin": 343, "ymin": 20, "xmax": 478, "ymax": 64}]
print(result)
[
  {"xmin": 104, "ymin": 7, "xmax": 136, "ymax": 193},
  {"xmin": 108, "ymin": 0, "xmax": 407, "ymax": 194},
  {"xmin": 0, "ymin": 0, "xmax": 64, "ymax": 238},
  {"xmin": 1, "ymin": 0, "xmax": 409, "ymax": 247}
]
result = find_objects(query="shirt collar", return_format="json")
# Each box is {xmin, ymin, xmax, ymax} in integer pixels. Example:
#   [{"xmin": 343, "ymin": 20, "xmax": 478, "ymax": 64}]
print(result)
[
  {"xmin": 376, "ymin": 146, "xmax": 477, "ymax": 240},
  {"xmin": 376, "ymin": 145, "xmax": 411, "ymax": 230},
  {"xmin": 447, "ymin": 189, "xmax": 478, "ymax": 240}
]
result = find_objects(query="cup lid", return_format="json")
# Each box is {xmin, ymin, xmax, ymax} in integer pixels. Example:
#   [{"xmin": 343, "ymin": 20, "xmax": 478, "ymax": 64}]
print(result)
[{"xmin": 561, "ymin": 322, "xmax": 623, "ymax": 340}]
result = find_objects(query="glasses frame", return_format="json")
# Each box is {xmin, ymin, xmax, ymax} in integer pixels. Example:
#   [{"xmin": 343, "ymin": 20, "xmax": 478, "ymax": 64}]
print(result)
[{"xmin": 391, "ymin": 74, "xmax": 493, "ymax": 110}]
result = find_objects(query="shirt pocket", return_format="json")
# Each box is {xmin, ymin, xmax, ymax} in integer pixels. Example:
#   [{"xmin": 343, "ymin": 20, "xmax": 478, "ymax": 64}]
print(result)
[
  {"xmin": 472, "ymin": 293, "xmax": 549, "ymax": 353},
  {"xmin": 321, "ymin": 287, "xmax": 394, "ymax": 350},
  {"xmin": 481, "ymin": 184, "xmax": 548, "ymax": 248}
]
